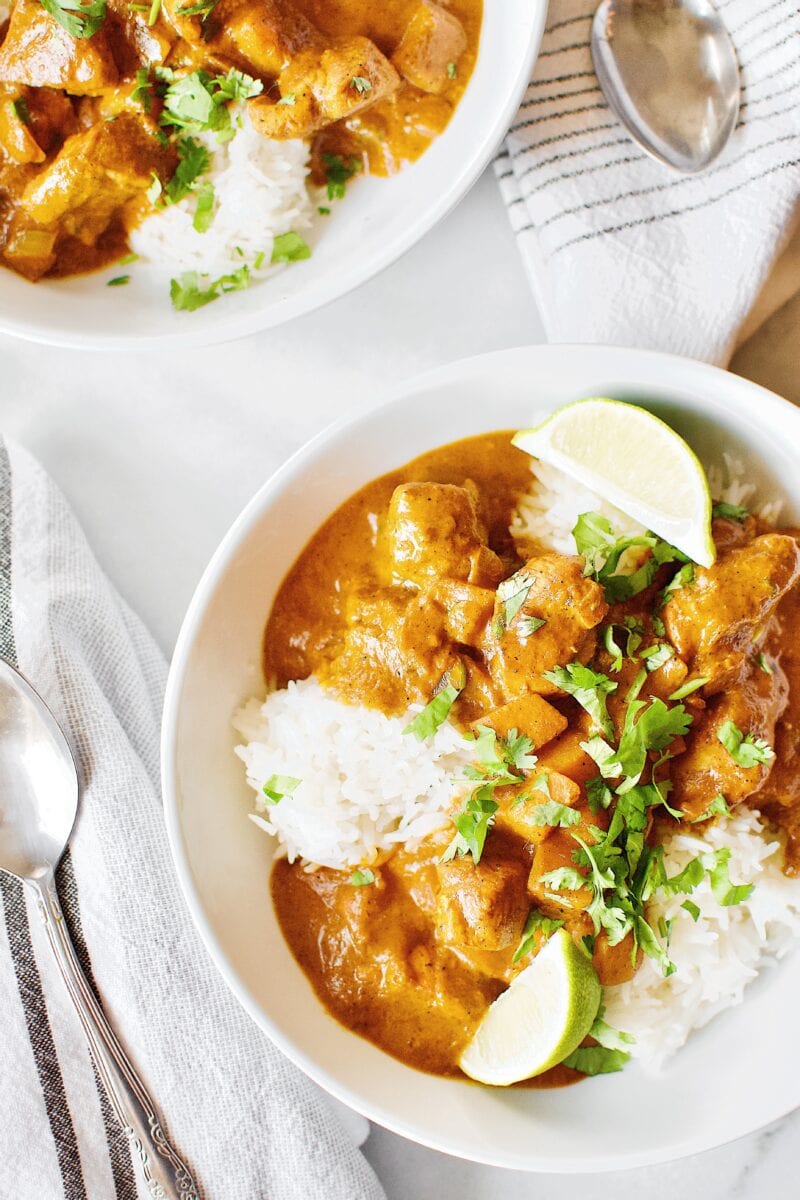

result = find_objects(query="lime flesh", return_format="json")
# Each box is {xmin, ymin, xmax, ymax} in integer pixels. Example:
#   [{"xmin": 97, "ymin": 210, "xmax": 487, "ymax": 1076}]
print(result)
[
  {"xmin": 512, "ymin": 397, "xmax": 716, "ymax": 568},
  {"xmin": 459, "ymin": 929, "xmax": 602, "ymax": 1087}
]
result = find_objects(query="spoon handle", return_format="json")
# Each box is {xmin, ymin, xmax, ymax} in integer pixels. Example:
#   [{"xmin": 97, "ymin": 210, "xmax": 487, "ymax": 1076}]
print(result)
[{"xmin": 31, "ymin": 870, "xmax": 201, "ymax": 1200}]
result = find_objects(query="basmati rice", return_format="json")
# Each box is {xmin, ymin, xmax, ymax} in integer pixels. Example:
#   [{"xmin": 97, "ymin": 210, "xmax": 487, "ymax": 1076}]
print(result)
[{"xmin": 130, "ymin": 107, "xmax": 314, "ymax": 280}]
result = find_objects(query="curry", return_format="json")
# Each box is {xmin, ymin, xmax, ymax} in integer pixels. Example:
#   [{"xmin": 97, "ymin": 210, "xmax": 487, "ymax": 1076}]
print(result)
[
  {"xmin": 0, "ymin": 0, "xmax": 481, "ymax": 280},
  {"xmin": 264, "ymin": 432, "xmax": 800, "ymax": 1082}
]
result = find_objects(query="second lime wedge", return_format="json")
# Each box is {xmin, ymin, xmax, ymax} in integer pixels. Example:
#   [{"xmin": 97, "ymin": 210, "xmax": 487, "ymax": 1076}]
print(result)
[
  {"xmin": 459, "ymin": 929, "xmax": 601, "ymax": 1086},
  {"xmin": 512, "ymin": 398, "xmax": 716, "ymax": 567}
]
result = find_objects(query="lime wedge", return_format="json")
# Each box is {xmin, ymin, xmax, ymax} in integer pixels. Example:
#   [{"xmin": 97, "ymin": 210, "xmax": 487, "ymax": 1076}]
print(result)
[
  {"xmin": 512, "ymin": 398, "xmax": 716, "ymax": 567},
  {"xmin": 459, "ymin": 928, "xmax": 601, "ymax": 1086}
]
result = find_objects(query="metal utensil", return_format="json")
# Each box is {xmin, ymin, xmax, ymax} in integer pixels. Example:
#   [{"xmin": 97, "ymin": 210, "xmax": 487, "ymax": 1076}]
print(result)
[
  {"xmin": 591, "ymin": 0, "xmax": 740, "ymax": 172},
  {"xmin": 0, "ymin": 657, "xmax": 200, "ymax": 1200}
]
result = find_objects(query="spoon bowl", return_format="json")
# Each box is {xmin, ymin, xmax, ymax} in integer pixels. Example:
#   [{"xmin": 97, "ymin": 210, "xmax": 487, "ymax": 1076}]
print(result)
[
  {"xmin": 592, "ymin": 0, "xmax": 740, "ymax": 173},
  {"xmin": 0, "ymin": 659, "xmax": 78, "ymax": 880}
]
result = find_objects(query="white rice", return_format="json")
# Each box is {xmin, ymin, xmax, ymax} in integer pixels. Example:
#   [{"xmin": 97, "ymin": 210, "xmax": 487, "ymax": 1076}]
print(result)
[
  {"xmin": 235, "ymin": 449, "xmax": 800, "ymax": 1066},
  {"xmin": 604, "ymin": 808, "xmax": 800, "ymax": 1070},
  {"xmin": 234, "ymin": 677, "xmax": 473, "ymax": 870},
  {"xmin": 130, "ymin": 107, "xmax": 314, "ymax": 280}
]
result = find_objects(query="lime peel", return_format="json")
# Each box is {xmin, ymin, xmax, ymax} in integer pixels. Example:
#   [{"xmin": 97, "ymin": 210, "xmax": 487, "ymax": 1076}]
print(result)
[
  {"xmin": 458, "ymin": 928, "xmax": 602, "ymax": 1086},
  {"xmin": 512, "ymin": 398, "xmax": 716, "ymax": 568}
]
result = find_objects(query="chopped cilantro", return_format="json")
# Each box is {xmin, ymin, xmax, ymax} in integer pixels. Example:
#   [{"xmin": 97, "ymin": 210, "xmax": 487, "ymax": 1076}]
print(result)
[
  {"xmin": 543, "ymin": 662, "xmax": 617, "ymax": 740},
  {"xmin": 147, "ymin": 0, "xmax": 160, "ymax": 23},
  {"xmin": 119, "ymin": 253, "xmax": 139, "ymax": 266},
  {"xmin": 40, "ymin": 0, "xmax": 106, "ymax": 38},
  {"xmin": 689, "ymin": 793, "xmax": 730, "ymax": 823},
  {"xmin": 512, "ymin": 910, "xmax": 563, "ymax": 962},
  {"xmin": 146, "ymin": 172, "xmax": 163, "ymax": 204},
  {"xmin": 271, "ymin": 231, "xmax": 311, "ymax": 264},
  {"xmin": 717, "ymin": 719, "xmax": 775, "ymax": 768},
  {"xmin": 170, "ymin": 265, "xmax": 251, "ymax": 311},
  {"xmin": 177, "ymin": 0, "xmax": 218, "ymax": 15},
  {"xmin": 586, "ymin": 775, "xmax": 613, "ymax": 813},
  {"xmin": 318, "ymin": 205, "xmax": 331, "ymax": 215},
  {"xmin": 106, "ymin": 275, "xmax": 130, "ymax": 287},
  {"xmin": 518, "ymin": 615, "xmax": 546, "ymax": 637},
  {"xmin": 446, "ymin": 60, "xmax": 458, "ymax": 79},
  {"xmin": 494, "ymin": 569, "xmax": 535, "ymax": 633},
  {"xmin": 651, "ymin": 613, "xmax": 666, "ymax": 637},
  {"xmin": 588, "ymin": 1006, "xmax": 635, "ymax": 1052},
  {"xmin": 712, "ymin": 501, "xmax": 749, "ymax": 522},
  {"xmin": 262, "ymin": 774, "xmax": 301, "ymax": 805},
  {"xmin": 561, "ymin": 1045, "xmax": 630, "ymax": 1075},
  {"xmin": 538, "ymin": 865, "xmax": 587, "ymax": 893},
  {"xmin": 160, "ymin": 68, "xmax": 262, "ymax": 143},
  {"xmin": 757, "ymin": 652, "xmax": 773, "ymax": 676},
  {"xmin": 278, "ymin": 92, "xmax": 296, "ymax": 105},
  {"xmin": 442, "ymin": 785, "xmax": 498, "ymax": 865},
  {"xmin": 668, "ymin": 676, "xmax": 708, "ymax": 700},
  {"xmin": 164, "ymin": 136, "xmax": 210, "ymax": 205},
  {"xmin": 573, "ymin": 512, "xmax": 688, "ymax": 603},
  {"xmin": 682, "ymin": 898, "xmax": 701, "ymax": 921},
  {"xmin": 349, "ymin": 867, "xmax": 375, "ymax": 886},
  {"xmin": 192, "ymin": 180, "xmax": 215, "ymax": 232},
  {"xmin": 640, "ymin": 642, "xmax": 674, "ymax": 672},
  {"xmin": 659, "ymin": 562, "xmax": 695, "ymax": 605},
  {"xmin": 583, "ymin": 694, "xmax": 692, "ymax": 793},
  {"xmin": 403, "ymin": 684, "xmax": 460, "ymax": 741},
  {"xmin": 322, "ymin": 152, "xmax": 360, "ymax": 200},
  {"xmin": 528, "ymin": 800, "xmax": 580, "ymax": 828},
  {"xmin": 10, "ymin": 98, "xmax": 31, "ymax": 125},
  {"xmin": 350, "ymin": 76, "xmax": 372, "ymax": 93},
  {"xmin": 603, "ymin": 618, "xmax": 643, "ymax": 672}
]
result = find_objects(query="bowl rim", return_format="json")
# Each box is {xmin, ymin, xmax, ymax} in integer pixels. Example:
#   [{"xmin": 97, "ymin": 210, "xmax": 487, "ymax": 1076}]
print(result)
[
  {"xmin": 0, "ymin": 4, "xmax": 547, "ymax": 351},
  {"xmin": 162, "ymin": 344, "xmax": 800, "ymax": 1171}
]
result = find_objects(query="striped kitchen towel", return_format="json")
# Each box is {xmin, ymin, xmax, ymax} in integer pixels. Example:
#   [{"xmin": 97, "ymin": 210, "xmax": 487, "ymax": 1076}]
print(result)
[
  {"xmin": 0, "ymin": 437, "xmax": 382, "ymax": 1200},
  {"xmin": 497, "ymin": 0, "xmax": 800, "ymax": 364}
]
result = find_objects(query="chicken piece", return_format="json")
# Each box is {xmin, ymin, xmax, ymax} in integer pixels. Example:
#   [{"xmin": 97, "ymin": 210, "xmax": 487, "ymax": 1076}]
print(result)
[
  {"xmin": 670, "ymin": 664, "xmax": 788, "ymax": 820},
  {"xmin": 494, "ymin": 772, "xmax": 580, "ymax": 844},
  {"xmin": 320, "ymin": 585, "xmax": 458, "ymax": 713},
  {"xmin": 486, "ymin": 554, "xmax": 608, "ymax": 700},
  {"xmin": 204, "ymin": 0, "xmax": 314, "ymax": 72},
  {"xmin": 592, "ymin": 929, "xmax": 639, "ymax": 986},
  {"xmin": 105, "ymin": 0, "xmax": 175, "ymax": 71},
  {"xmin": 20, "ymin": 114, "xmax": 174, "ymax": 243},
  {"xmin": 249, "ymin": 35, "xmax": 400, "ymax": 139},
  {"xmin": 392, "ymin": 1, "xmax": 467, "ymax": 95},
  {"xmin": 0, "ymin": 0, "xmax": 118, "ymax": 95},
  {"xmin": 473, "ymin": 693, "xmax": 567, "ymax": 750},
  {"xmin": 435, "ymin": 857, "xmax": 528, "ymax": 951},
  {"xmin": 664, "ymin": 533, "xmax": 800, "ymax": 692},
  {"xmin": 429, "ymin": 579, "xmax": 495, "ymax": 647},
  {"xmin": 379, "ymin": 481, "xmax": 504, "ymax": 589},
  {"xmin": 757, "ymin": 587, "xmax": 800, "ymax": 821}
]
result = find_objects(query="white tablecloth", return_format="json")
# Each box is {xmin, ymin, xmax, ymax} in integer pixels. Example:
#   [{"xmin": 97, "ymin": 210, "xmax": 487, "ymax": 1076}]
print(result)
[{"xmin": 1, "ymin": 168, "xmax": 798, "ymax": 1199}]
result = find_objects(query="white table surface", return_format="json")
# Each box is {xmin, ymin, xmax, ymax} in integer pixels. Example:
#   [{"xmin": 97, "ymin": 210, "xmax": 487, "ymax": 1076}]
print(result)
[{"xmin": 2, "ymin": 165, "xmax": 798, "ymax": 1198}]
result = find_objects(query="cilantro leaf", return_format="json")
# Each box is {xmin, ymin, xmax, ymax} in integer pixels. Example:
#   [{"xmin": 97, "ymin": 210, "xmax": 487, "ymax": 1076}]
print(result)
[
  {"xmin": 717, "ymin": 719, "xmax": 774, "ymax": 768},
  {"xmin": 588, "ymin": 1010, "xmax": 635, "ymax": 1052},
  {"xmin": 573, "ymin": 512, "xmax": 687, "ymax": 603},
  {"xmin": 561, "ymin": 1045, "xmax": 630, "ymax": 1075},
  {"xmin": 543, "ymin": 662, "xmax": 617, "ymax": 739},
  {"xmin": 528, "ymin": 801, "xmax": 580, "ymax": 828},
  {"xmin": 703, "ymin": 847, "xmax": 755, "ymax": 906},
  {"xmin": 538, "ymin": 865, "xmax": 587, "ymax": 892},
  {"xmin": 512, "ymin": 909, "xmax": 563, "ymax": 962},
  {"xmin": 689, "ymin": 793, "xmax": 730, "ymax": 823},
  {"xmin": 262, "ymin": 774, "xmax": 301, "ymax": 805},
  {"xmin": 40, "ymin": 0, "xmax": 106, "ymax": 38},
  {"xmin": 496, "ymin": 569, "xmax": 535, "ymax": 630},
  {"xmin": 659, "ymin": 562, "xmax": 695, "ymax": 606},
  {"xmin": 668, "ymin": 676, "xmax": 708, "ymax": 700},
  {"xmin": 322, "ymin": 153, "xmax": 361, "ymax": 200},
  {"xmin": 442, "ymin": 784, "xmax": 498, "ymax": 864},
  {"xmin": 193, "ymin": 179, "xmax": 215, "ymax": 232},
  {"xmin": 640, "ymin": 642, "xmax": 674, "ymax": 672},
  {"xmin": 213, "ymin": 67, "xmax": 263, "ymax": 102},
  {"xmin": 349, "ymin": 867, "xmax": 375, "ymax": 886},
  {"xmin": 585, "ymin": 696, "xmax": 692, "ymax": 792},
  {"xmin": 350, "ymin": 75, "xmax": 372, "ymax": 93},
  {"xmin": 164, "ymin": 136, "xmax": 210, "ymax": 205},
  {"xmin": 271, "ymin": 231, "xmax": 311, "ymax": 264},
  {"xmin": 757, "ymin": 652, "xmax": 773, "ymax": 676},
  {"xmin": 681, "ymin": 898, "xmax": 701, "ymax": 921},
  {"xmin": 403, "ymin": 684, "xmax": 460, "ymax": 741},
  {"xmin": 170, "ymin": 265, "xmax": 250, "ymax": 311},
  {"xmin": 712, "ymin": 501, "xmax": 749, "ymax": 522},
  {"xmin": 518, "ymin": 615, "xmax": 546, "ymax": 637}
]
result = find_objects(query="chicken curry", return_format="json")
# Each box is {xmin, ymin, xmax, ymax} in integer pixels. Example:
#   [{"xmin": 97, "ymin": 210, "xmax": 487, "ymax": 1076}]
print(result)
[
  {"xmin": 265, "ymin": 432, "xmax": 800, "ymax": 1082},
  {"xmin": 0, "ymin": 0, "xmax": 481, "ymax": 280}
]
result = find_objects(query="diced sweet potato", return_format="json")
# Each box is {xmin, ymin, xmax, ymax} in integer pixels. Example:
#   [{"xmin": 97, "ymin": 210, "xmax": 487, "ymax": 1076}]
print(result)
[
  {"xmin": 527, "ymin": 829, "xmax": 592, "ymax": 919},
  {"xmin": 392, "ymin": 2, "xmax": 467, "ymax": 95},
  {"xmin": 435, "ymin": 857, "xmax": 528, "ymax": 951},
  {"xmin": 494, "ymin": 772, "xmax": 580, "ymax": 845},
  {"xmin": 474, "ymin": 694, "xmax": 567, "ymax": 750},
  {"xmin": 536, "ymin": 726, "xmax": 599, "ymax": 787},
  {"xmin": 592, "ymin": 929, "xmax": 640, "ymax": 986}
]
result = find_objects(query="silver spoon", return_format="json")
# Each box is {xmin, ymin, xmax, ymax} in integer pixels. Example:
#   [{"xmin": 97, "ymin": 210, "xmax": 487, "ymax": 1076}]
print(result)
[
  {"xmin": 591, "ymin": 0, "xmax": 740, "ymax": 173},
  {"xmin": 0, "ymin": 657, "xmax": 200, "ymax": 1200}
]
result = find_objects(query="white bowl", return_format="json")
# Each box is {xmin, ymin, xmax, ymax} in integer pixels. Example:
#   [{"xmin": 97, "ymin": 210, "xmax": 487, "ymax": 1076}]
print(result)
[
  {"xmin": 0, "ymin": 2, "xmax": 546, "ymax": 350},
  {"xmin": 162, "ymin": 344, "xmax": 800, "ymax": 1172}
]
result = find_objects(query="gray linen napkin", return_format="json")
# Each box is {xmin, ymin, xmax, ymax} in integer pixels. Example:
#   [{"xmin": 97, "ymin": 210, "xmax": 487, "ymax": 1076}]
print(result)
[{"xmin": 0, "ymin": 435, "xmax": 385, "ymax": 1200}]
